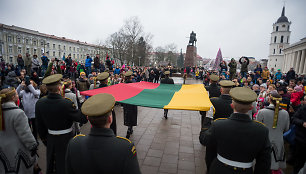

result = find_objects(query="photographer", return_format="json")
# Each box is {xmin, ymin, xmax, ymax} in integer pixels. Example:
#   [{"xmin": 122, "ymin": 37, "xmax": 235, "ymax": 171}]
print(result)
[{"xmin": 16, "ymin": 76, "xmax": 40, "ymax": 140}]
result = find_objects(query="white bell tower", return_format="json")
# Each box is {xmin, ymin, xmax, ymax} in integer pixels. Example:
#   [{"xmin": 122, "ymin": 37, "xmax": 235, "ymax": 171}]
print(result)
[{"xmin": 268, "ymin": 6, "xmax": 291, "ymax": 71}]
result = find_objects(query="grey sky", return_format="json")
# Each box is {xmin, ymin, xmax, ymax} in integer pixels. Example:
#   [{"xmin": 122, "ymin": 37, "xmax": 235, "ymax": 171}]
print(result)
[{"xmin": 0, "ymin": 0, "xmax": 305, "ymax": 60}]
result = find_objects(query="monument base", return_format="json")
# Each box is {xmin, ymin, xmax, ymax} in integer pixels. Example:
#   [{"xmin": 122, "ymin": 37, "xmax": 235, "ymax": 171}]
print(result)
[{"xmin": 184, "ymin": 45, "xmax": 197, "ymax": 67}]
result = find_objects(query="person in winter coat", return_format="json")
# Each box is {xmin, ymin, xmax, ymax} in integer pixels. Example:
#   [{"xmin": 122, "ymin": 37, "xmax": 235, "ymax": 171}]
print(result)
[
  {"xmin": 41, "ymin": 54, "xmax": 49, "ymax": 76},
  {"xmin": 219, "ymin": 61, "xmax": 227, "ymax": 75},
  {"xmin": 85, "ymin": 55, "xmax": 92, "ymax": 75},
  {"xmin": 93, "ymin": 54, "xmax": 100, "ymax": 72},
  {"xmin": 31, "ymin": 55, "xmax": 40, "ymax": 74},
  {"xmin": 257, "ymin": 91, "xmax": 290, "ymax": 173},
  {"xmin": 24, "ymin": 53, "xmax": 32, "ymax": 75},
  {"xmin": 290, "ymin": 86, "xmax": 304, "ymax": 108},
  {"xmin": 262, "ymin": 67, "xmax": 270, "ymax": 83},
  {"xmin": 286, "ymin": 67, "xmax": 296, "ymax": 83},
  {"xmin": 76, "ymin": 72, "xmax": 90, "ymax": 92},
  {"xmin": 228, "ymin": 58, "xmax": 237, "ymax": 80},
  {"xmin": 3, "ymin": 71, "xmax": 20, "ymax": 88},
  {"xmin": 292, "ymin": 98, "xmax": 306, "ymax": 174},
  {"xmin": 0, "ymin": 87, "xmax": 38, "ymax": 174},
  {"xmin": 239, "ymin": 56, "xmax": 249, "ymax": 78},
  {"xmin": 17, "ymin": 54, "xmax": 24, "ymax": 71},
  {"xmin": 17, "ymin": 80, "xmax": 40, "ymax": 140},
  {"xmin": 254, "ymin": 64, "xmax": 262, "ymax": 83},
  {"xmin": 114, "ymin": 66, "xmax": 121, "ymax": 75},
  {"xmin": 275, "ymin": 69, "xmax": 282, "ymax": 81}
]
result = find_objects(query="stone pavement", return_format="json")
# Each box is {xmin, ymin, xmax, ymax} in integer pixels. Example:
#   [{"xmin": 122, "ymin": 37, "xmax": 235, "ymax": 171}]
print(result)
[{"xmin": 37, "ymin": 78, "xmax": 207, "ymax": 174}]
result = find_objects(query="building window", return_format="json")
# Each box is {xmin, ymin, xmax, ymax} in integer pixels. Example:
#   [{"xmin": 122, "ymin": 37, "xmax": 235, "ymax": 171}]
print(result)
[
  {"xmin": 280, "ymin": 36, "xmax": 284, "ymax": 43},
  {"xmin": 77, "ymin": 48, "xmax": 79, "ymax": 52},
  {"xmin": 33, "ymin": 40, "xmax": 37, "ymax": 46},
  {"xmin": 18, "ymin": 47, "xmax": 22, "ymax": 54},
  {"xmin": 274, "ymin": 36, "xmax": 277, "ymax": 43},
  {"xmin": 9, "ymin": 56, "xmax": 13, "ymax": 63},
  {"xmin": 58, "ymin": 45, "xmax": 61, "ymax": 49},
  {"xmin": 73, "ymin": 54, "xmax": 75, "ymax": 58},
  {"xmin": 288, "ymin": 26, "xmax": 290, "ymax": 31},
  {"xmin": 282, "ymin": 25, "xmax": 286, "ymax": 28},
  {"xmin": 34, "ymin": 49, "xmax": 37, "ymax": 55},
  {"xmin": 25, "ymin": 38, "xmax": 29, "ymax": 44},
  {"xmin": 279, "ymin": 49, "xmax": 281, "ymax": 54},
  {"xmin": 0, "ymin": 44, "xmax": 2, "ymax": 54},
  {"xmin": 59, "ymin": 51, "xmax": 61, "ymax": 57},
  {"xmin": 276, "ymin": 26, "xmax": 279, "ymax": 31},
  {"xmin": 53, "ymin": 51, "xmax": 55, "ymax": 56},
  {"xmin": 8, "ymin": 46, "xmax": 13, "ymax": 53},
  {"xmin": 53, "ymin": 44, "xmax": 55, "ymax": 49},
  {"xmin": 26, "ymin": 48, "xmax": 30, "ymax": 54},
  {"xmin": 7, "ymin": 35, "xmax": 12, "ymax": 42},
  {"xmin": 17, "ymin": 37, "xmax": 21, "ymax": 43},
  {"xmin": 41, "ymin": 41, "xmax": 44, "ymax": 46},
  {"xmin": 47, "ymin": 43, "xmax": 50, "ymax": 48},
  {"xmin": 64, "ymin": 45, "xmax": 66, "ymax": 50},
  {"xmin": 77, "ymin": 54, "xmax": 79, "ymax": 59},
  {"xmin": 275, "ymin": 64, "xmax": 276, "ymax": 67},
  {"xmin": 273, "ymin": 49, "xmax": 275, "ymax": 54},
  {"xmin": 69, "ymin": 47, "xmax": 71, "ymax": 51},
  {"xmin": 73, "ymin": 47, "xmax": 75, "ymax": 51},
  {"xmin": 41, "ymin": 49, "xmax": 44, "ymax": 55},
  {"xmin": 287, "ymin": 36, "xmax": 289, "ymax": 43},
  {"xmin": 276, "ymin": 59, "xmax": 277, "ymax": 62}
]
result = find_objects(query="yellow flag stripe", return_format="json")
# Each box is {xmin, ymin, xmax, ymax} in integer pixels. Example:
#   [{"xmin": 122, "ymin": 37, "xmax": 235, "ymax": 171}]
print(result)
[{"xmin": 164, "ymin": 84, "xmax": 212, "ymax": 111}]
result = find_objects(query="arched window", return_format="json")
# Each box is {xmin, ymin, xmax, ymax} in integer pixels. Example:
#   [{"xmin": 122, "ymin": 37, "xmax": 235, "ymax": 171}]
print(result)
[
  {"xmin": 280, "ymin": 36, "xmax": 284, "ymax": 43},
  {"xmin": 287, "ymin": 36, "xmax": 289, "ymax": 43},
  {"xmin": 276, "ymin": 26, "xmax": 279, "ymax": 31},
  {"xmin": 274, "ymin": 36, "xmax": 277, "ymax": 43},
  {"xmin": 273, "ymin": 49, "xmax": 275, "ymax": 54}
]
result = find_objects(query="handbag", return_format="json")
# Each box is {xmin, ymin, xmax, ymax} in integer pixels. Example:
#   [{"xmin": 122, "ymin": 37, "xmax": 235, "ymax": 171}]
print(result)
[{"xmin": 283, "ymin": 124, "xmax": 296, "ymax": 145}]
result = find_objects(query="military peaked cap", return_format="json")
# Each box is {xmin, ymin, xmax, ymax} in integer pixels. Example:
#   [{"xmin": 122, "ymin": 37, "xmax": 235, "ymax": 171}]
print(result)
[
  {"xmin": 42, "ymin": 74, "xmax": 62, "ymax": 85},
  {"xmin": 230, "ymin": 87, "xmax": 257, "ymax": 104},
  {"xmin": 81, "ymin": 93, "xmax": 115, "ymax": 117}
]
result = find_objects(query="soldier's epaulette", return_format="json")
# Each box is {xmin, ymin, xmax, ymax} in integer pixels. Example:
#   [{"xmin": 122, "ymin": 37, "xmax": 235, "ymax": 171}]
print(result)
[
  {"xmin": 65, "ymin": 97, "xmax": 73, "ymax": 102},
  {"xmin": 116, "ymin": 136, "xmax": 132, "ymax": 143},
  {"xmin": 213, "ymin": 118, "xmax": 228, "ymax": 122},
  {"xmin": 73, "ymin": 134, "xmax": 85, "ymax": 139},
  {"xmin": 210, "ymin": 97, "xmax": 218, "ymax": 99},
  {"xmin": 253, "ymin": 120, "xmax": 265, "ymax": 126}
]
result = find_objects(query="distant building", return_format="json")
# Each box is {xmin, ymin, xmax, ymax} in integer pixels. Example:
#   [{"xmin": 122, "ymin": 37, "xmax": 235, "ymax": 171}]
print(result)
[
  {"xmin": 283, "ymin": 37, "xmax": 306, "ymax": 75},
  {"xmin": 268, "ymin": 6, "xmax": 291, "ymax": 71},
  {"xmin": 0, "ymin": 23, "xmax": 108, "ymax": 64}
]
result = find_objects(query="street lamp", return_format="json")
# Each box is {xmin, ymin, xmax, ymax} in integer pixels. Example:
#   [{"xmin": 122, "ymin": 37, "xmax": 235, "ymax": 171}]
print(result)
[{"xmin": 139, "ymin": 56, "xmax": 141, "ymax": 66}]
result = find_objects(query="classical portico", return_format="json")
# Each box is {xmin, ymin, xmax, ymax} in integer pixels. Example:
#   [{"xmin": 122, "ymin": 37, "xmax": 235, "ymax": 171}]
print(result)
[{"xmin": 283, "ymin": 37, "xmax": 306, "ymax": 75}]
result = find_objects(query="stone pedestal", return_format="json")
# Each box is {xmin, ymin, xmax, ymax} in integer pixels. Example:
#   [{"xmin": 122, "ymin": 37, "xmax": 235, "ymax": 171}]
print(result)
[{"xmin": 184, "ymin": 45, "xmax": 197, "ymax": 67}]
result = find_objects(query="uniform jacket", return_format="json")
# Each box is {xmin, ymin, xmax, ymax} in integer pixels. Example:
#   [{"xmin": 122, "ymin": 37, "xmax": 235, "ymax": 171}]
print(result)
[
  {"xmin": 200, "ymin": 113, "xmax": 271, "ymax": 174},
  {"xmin": 123, "ymin": 80, "xmax": 137, "ymax": 126},
  {"xmin": 66, "ymin": 128, "xmax": 141, "ymax": 174},
  {"xmin": 205, "ymin": 83, "xmax": 221, "ymax": 98},
  {"xmin": 257, "ymin": 105, "xmax": 290, "ymax": 170},
  {"xmin": 17, "ymin": 84, "xmax": 40, "ymax": 118},
  {"xmin": 160, "ymin": 77, "xmax": 174, "ymax": 84},
  {"xmin": 0, "ymin": 102, "xmax": 37, "ymax": 174},
  {"xmin": 239, "ymin": 57, "xmax": 249, "ymax": 73},
  {"xmin": 35, "ymin": 93, "xmax": 88, "ymax": 174},
  {"xmin": 211, "ymin": 94, "xmax": 233, "ymax": 120}
]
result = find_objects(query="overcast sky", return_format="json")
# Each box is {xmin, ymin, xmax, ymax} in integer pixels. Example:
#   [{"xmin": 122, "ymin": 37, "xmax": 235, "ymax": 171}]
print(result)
[{"xmin": 0, "ymin": 0, "xmax": 305, "ymax": 60}]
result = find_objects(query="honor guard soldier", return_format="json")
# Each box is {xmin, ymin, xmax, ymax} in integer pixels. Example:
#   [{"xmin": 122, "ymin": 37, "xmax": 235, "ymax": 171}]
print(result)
[
  {"xmin": 160, "ymin": 71, "xmax": 174, "ymax": 119},
  {"xmin": 201, "ymin": 80, "xmax": 235, "ymax": 172},
  {"xmin": 200, "ymin": 87, "xmax": 271, "ymax": 174},
  {"xmin": 123, "ymin": 71, "xmax": 138, "ymax": 138},
  {"xmin": 65, "ymin": 93, "xmax": 141, "ymax": 174},
  {"xmin": 36, "ymin": 74, "xmax": 88, "ymax": 174},
  {"xmin": 205, "ymin": 74, "xmax": 221, "ymax": 98},
  {"xmin": 94, "ymin": 72, "xmax": 117, "ymax": 135}
]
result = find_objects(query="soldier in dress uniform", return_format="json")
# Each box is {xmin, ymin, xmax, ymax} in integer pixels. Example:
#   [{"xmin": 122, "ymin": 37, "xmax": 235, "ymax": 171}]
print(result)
[
  {"xmin": 201, "ymin": 80, "xmax": 235, "ymax": 172},
  {"xmin": 205, "ymin": 74, "xmax": 221, "ymax": 98},
  {"xmin": 123, "ymin": 71, "xmax": 138, "ymax": 138},
  {"xmin": 94, "ymin": 72, "xmax": 117, "ymax": 135},
  {"xmin": 35, "ymin": 74, "xmax": 88, "ymax": 174},
  {"xmin": 160, "ymin": 71, "xmax": 174, "ymax": 119},
  {"xmin": 199, "ymin": 87, "xmax": 271, "ymax": 174},
  {"xmin": 65, "ymin": 93, "xmax": 141, "ymax": 174}
]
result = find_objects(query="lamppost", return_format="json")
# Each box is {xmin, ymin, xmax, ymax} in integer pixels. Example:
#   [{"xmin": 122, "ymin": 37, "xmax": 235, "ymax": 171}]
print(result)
[{"xmin": 139, "ymin": 56, "xmax": 141, "ymax": 66}]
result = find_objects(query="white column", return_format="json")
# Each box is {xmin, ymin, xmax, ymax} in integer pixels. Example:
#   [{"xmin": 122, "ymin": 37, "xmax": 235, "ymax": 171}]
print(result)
[
  {"xmin": 298, "ymin": 49, "xmax": 306, "ymax": 75},
  {"xmin": 295, "ymin": 50, "xmax": 302, "ymax": 73},
  {"xmin": 291, "ymin": 52, "xmax": 297, "ymax": 70},
  {"xmin": 303, "ymin": 50, "xmax": 306, "ymax": 74},
  {"xmin": 282, "ymin": 54, "xmax": 287, "ymax": 71}
]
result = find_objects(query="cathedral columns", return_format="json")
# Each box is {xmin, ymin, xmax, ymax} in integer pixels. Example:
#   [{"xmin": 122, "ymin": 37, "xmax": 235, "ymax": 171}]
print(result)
[
  {"xmin": 299, "ymin": 49, "xmax": 306, "ymax": 74},
  {"xmin": 295, "ymin": 50, "xmax": 302, "ymax": 72}
]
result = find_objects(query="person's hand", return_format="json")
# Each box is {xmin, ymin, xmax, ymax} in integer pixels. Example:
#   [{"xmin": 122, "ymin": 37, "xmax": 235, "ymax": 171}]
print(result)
[
  {"xmin": 303, "ymin": 122, "xmax": 306, "ymax": 128},
  {"xmin": 21, "ymin": 81, "xmax": 26, "ymax": 86}
]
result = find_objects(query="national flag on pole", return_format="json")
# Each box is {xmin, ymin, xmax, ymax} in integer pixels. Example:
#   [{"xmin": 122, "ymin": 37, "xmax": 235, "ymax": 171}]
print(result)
[{"xmin": 213, "ymin": 48, "xmax": 223, "ymax": 70}]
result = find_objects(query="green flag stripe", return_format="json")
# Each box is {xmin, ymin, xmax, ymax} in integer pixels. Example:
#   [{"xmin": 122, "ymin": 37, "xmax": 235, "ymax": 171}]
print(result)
[{"xmin": 119, "ymin": 83, "xmax": 182, "ymax": 108}]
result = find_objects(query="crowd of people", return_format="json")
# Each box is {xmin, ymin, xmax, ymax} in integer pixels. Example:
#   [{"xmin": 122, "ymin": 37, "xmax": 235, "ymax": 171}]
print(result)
[{"xmin": 0, "ymin": 53, "xmax": 305, "ymax": 174}]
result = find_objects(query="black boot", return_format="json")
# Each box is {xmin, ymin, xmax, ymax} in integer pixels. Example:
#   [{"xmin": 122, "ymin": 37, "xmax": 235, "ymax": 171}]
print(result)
[
  {"xmin": 164, "ymin": 109, "xmax": 168, "ymax": 119},
  {"xmin": 126, "ymin": 126, "xmax": 133, "ymax": 139}
]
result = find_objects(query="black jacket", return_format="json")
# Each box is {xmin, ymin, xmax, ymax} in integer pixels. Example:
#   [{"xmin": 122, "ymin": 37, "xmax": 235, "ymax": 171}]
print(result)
[
  {"xmin": 205, "ymin": 83, "xmax": 221, "ymax": 98},
  {"xmin": 160, "ymin": 77, "xmax": 174, "ymax": 84},
  {"xmin": 292, "ymin": 105, "xmax": 306, "ymax": 144},
  {"xmin": 65, "ymin": 128, "xmax": 141, "ymax": 174},
  {"xmin": 200, "ymin": 113, "xmax": 271, "ymax": 174}
]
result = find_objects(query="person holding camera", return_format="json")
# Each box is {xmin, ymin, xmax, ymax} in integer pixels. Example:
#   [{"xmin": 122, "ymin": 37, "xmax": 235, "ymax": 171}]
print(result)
[{"xmin": 16, "ymin": 76, "xmax": 41, "ymax": 140}]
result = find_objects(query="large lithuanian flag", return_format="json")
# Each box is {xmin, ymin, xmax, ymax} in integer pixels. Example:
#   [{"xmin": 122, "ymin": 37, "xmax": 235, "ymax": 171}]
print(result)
[{"xmin": 80, "ymin": 81, "xmax": 212, "ymax": 111}]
